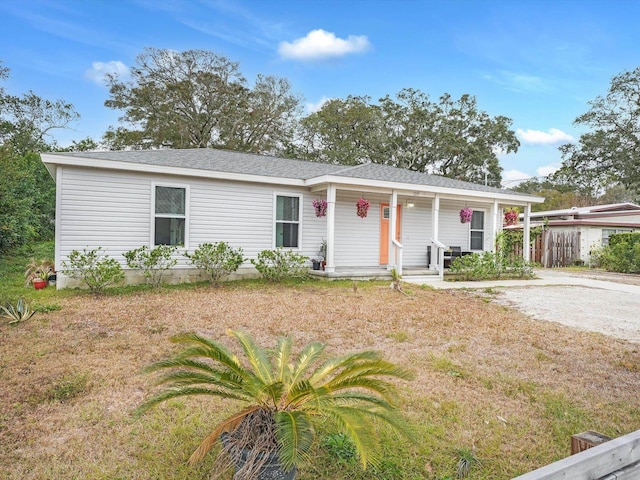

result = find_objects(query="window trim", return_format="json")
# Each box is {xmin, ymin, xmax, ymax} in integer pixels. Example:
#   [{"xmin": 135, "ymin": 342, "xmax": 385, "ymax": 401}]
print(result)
[
  {"xmin": 469, "ymin": 209, "xmax": 486, "ymax": 251},
  {"xmin": 151, "ymin": 183, "xmax": 189, "ymax": 248},
  {"xmin": 273, "ymin": 192, "xmax": 303, "ymax": 249}
]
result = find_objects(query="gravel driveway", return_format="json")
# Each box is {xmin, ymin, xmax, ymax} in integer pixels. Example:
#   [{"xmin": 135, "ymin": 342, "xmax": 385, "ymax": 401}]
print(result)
[{"xmin": 493, "ymin": 270, "xmax": 640, "ymax": 344}]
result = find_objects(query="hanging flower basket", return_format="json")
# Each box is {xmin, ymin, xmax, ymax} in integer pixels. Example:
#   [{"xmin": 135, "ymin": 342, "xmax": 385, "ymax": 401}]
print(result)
[
  {"xmin": 504, "ymin": 208, "xmax": 518, "ymax": 226},
  {"xmin": 460, "ymin": 207, "xmax": 473, "ymax": 224},
  {"xmin": 356, "ymin": 197, "xmax": 370, "ymax": 219},
  {"xmin": 312, "ymin": 199, "xmax": 328, "ymax": 218}
]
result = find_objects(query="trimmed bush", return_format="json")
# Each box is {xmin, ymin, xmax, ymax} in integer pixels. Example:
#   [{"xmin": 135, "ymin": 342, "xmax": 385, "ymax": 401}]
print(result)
[
  {"xmin": 123, "ymin": 245, "xmax": 178, "ymax": 288},
  {"xmin": 251, "ymin": 248, "xmax": 309, "ymax": 282},
  {"xmin": 185, "ymin": 242, "xmax": 244, "ymax": 285},
  {"xmin": 62, "ymin": 247, "xmax": 124, "ymax": 294}
]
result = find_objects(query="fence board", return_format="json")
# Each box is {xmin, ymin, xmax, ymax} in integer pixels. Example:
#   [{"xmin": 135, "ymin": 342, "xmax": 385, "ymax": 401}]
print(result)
[{"xmin": 512, "ymin": 429, "xmax": 640, "ymax": 480}]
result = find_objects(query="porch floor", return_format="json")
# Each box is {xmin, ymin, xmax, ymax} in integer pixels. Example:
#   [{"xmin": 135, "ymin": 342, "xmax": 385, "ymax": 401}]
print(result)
[{"xmin": 309, "ymin": 266, "xmax": 438, "ymax": 280}]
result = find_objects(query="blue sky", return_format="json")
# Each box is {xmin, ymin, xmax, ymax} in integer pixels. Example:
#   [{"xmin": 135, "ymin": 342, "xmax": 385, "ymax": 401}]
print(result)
[{"xmin": 2, "ymin": 0, "xmax": 639, "ymax": 185}]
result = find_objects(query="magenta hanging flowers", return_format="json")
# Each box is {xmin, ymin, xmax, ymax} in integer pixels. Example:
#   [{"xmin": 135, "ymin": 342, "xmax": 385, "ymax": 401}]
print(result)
[
  {"xmin": 504, "ymin": 208, "xmax": 518, "ymax": 226},
  {"xmin": 312, "ymin": 199, "xmax": 328, "ymax": 217},
  {"xmin": 460, "ymin": 207, "xmax": 473, "ymax": 224},
  {"xmin": 356, "ymin": 197, "xmax": 370, "ymax": 218}
]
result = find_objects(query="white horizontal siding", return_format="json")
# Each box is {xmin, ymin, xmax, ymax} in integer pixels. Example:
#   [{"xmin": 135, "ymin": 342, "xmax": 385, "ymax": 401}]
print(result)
[
  {"xmin": 400, "ymin": 197, "xmax": 433, "ymax": 266},
  {"xmin": 58, "ymin": 167, "xmax": 152, "ymax": 266},
  {"xmin": 333, "ymin": 192, "xmax": 386, "ymax": 267},
  {"xmin": 439, "ymin": 199, "xmax": 494, "ymax": 251}
]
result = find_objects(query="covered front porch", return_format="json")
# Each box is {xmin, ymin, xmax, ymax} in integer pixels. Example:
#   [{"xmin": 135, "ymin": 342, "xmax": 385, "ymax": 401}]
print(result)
[{"xmin": 306, "ymin": 180, "xmax": 538, "ymax": 279}]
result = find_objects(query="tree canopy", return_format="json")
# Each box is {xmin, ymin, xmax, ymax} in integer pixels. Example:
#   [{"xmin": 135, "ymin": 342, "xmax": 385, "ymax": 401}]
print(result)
[
  {"xmin": 297, "ymin": 89, "xmax": 518, "ymax": 186},
  {"xmin": 104, "ymin": 48, "xmax": 301, "ymax": 153},
  {"xmin": 0, "ymin": 63, "xmax": 79, "ymax": 252},
  {"xmin": 554, "ymin": 67, "xmax": 640, "ymax": 199}
]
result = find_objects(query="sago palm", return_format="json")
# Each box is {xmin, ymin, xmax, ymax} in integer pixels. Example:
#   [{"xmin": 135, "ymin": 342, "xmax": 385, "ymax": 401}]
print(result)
[{"xmin": 137, "ymin": 329, "xmax": 414, "ymax": 477}]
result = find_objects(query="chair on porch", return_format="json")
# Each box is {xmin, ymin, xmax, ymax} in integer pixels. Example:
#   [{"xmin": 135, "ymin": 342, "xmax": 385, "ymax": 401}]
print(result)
[{"xmin": 443, "ymin": 246, "xmax": 462, "ymax": 268}]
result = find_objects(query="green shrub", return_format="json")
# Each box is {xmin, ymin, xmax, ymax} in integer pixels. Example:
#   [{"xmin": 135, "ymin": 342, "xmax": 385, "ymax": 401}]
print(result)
[
  {"xmin": 450, "ymin": 251, "xmax": 534, "ymax": 281},
  {"xmin": 62, "ymin": 247, "xmax": 124, "ymax": 294},
  {"xmin": 185, "ymin": 242, "xmax": 244, "ymax": 285},
  {"xmin": 123, "ymin": 245, "xmax": 178, "ymax": 288},
  {"xmin": 251, "ymin": 248, "xmax": 309, "ymax": 281},
  {"xmin": 593, "ymin": 237, "xmax": 640, "ymax": 273}
]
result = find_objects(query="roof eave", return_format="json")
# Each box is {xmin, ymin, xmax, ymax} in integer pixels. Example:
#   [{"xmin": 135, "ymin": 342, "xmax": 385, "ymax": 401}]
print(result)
[
  {"xmin": 40, "ymin": 153, "xmax": 306, "ymax": 187},
  {"xmin": 305, "ymin": 175, "xmax": 544, "ymax": 204}
]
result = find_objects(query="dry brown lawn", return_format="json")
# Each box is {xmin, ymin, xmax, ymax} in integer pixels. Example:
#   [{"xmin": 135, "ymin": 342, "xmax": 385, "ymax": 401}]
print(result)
[{"xmin": 1, "ymin": 281, "xmax": 639, "ymax": 479}]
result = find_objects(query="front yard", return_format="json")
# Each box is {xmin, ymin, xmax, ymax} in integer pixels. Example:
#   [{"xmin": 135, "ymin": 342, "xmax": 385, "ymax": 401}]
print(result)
[{"xmin": 1, "ymin": 276, "xmax": 639, "ymax": 479}]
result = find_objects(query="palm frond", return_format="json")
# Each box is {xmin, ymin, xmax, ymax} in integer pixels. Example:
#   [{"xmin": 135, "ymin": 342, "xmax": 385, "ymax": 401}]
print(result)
[
  {"xmin": 229, "ymin": 330, "xmax": 274, "ymax": 385},
  {"xmin": 274, "ymin": 410, "xmax": 314, "ymax": 471},
  {"xmin": 308, "ymin": 350, "xmax": 380, "ymax": 384},
  {"xmin": 273, "ymin": 335, "xmax": 293, "ymax": 383},
  {"xmin": 136, "ymin": 386, "xmax": 249, "ymax": 415},
  {"xmin": 187, "ymin": 405, "xmax": 262, "ymax": 466},
  {"xmin": 289, "ymin": 340, "xmax": 325, "ymax": 386},
  {"xmin": 323, "ymin": 406, "xmax": 380, "ymax": 468}
]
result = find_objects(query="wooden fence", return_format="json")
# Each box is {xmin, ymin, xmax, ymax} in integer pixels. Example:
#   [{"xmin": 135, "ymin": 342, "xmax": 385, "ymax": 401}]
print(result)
[{"xmin": 511, "ymin": 230, "xmax": 581, "ymax": 268}]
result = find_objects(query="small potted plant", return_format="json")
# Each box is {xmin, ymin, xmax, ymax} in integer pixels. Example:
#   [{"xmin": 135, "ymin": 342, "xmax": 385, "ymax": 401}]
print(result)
[
  {"xmin": 318, "ymin": 240, "xmax": 327, "ymax": 270},
  {"xmin": 459, "ymin": 207, "xmax": 473, "ymax": 224},
  {"xmin": 356, "ymin": 197, "xmax": 370, "ymax": 218},
  {"xmin": 312, "ymin": 199, "xmax": 328, "ymax": 218},
  {"xmin": 504, "ymin": 208, "xmax": 518, "ymax": 226},
  {"xmin": 25, "ymin": 259, "xmax": 55, "ymax": 290},
  {"xmin": 137, "ymin": 330, "xmax": 414, "ymax": 479}
]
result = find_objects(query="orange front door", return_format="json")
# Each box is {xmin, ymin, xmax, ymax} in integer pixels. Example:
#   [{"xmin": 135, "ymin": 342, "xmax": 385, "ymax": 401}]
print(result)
[{"xmin": 380, "ymin": 203, "xmax": 401, "ymax": 264}]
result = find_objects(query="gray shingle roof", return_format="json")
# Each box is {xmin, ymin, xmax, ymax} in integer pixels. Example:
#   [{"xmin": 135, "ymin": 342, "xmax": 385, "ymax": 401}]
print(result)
[{"xmin": 52, "ymin": 148, "xmax": 537, "ymax": 198}]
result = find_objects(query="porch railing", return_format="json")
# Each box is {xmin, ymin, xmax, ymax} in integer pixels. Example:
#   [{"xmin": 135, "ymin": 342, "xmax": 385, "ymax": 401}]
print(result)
[{"xmin": 392, "ymin": 239, "xmax": 403, "ymax": 275}]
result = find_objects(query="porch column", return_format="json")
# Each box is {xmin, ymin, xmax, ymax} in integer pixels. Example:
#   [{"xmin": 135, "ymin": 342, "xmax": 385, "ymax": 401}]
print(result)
[
  {"xmin": 430, "ymin": 194, "xmax": 440, "ymax": 269},
  {"xmin": 523, "ymin": 203, "xmax": 531, "ymax": 262},
  {"xmin": 325, "ymin": 184, "xmax": 336, "ymax": 273},
  {"xmin": 491, "ymin": 199, "xmax": 500, "ymax": 252},
  {"xmin": 389, "ymin": 190, "xmax": 398, "ymax": 269}
]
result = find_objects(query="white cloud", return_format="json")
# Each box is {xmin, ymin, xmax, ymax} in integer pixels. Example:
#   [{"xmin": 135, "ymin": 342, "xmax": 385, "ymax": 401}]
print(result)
[
  {"xmin": 516, "ymin": 128, "xmax": 575, "ymax": 145},
  {"xmin": 278, "ymin": 29, "xmax": 371, "ymax": 61},
  {"xmin": 501, "ymin": 169, "xmax": 531, "ymax": 187},
  {"xmin": 84, "ymin": 60, "xmax": 129, "ymax": 85},
  {"xmin": 536, "ymin": 164, "xmax": 560, "ymax": 177},
  {"xmin": 305, "ymin": 96, "xmax": 332, "ymax": 113}
]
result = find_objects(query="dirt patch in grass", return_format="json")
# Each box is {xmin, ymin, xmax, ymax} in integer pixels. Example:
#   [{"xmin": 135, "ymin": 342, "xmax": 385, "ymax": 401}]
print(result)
[{"xmin": 1, "ymin": 281, "xmax": 639, "ymax": 479}]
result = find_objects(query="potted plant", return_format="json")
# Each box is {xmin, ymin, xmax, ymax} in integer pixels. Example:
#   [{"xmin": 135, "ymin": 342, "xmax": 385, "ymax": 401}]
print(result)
[
  {"xmin": 312, "ymin": 199, "xmax": 328, "ymax": 218},
  {"xmin": 311, "ymin": 259, "xmax": 321, "ymax": 270},
  {"xmin": 24, "ymin": 259, "xmax": 55, "ymax": 289},
  {"xmin": 459, "ymin": 207, "xmax": 473, "ymax": 224},
  {"xmin": 504, "ymin": 208, "xmax": 518, "ymax": 226},
  {"xmin": 356, "ymin": 197, "xmax": 370, "ymax": 218},
  {"xmin": 137, "ymin": 330, "xmax": 414, "ymax": 479},
  {"xmin": 318, "ymin": 240, "xmax": 327, "ymax": 270}
]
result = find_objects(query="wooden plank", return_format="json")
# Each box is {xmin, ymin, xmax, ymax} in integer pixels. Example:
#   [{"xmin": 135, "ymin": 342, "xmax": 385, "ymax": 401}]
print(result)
[
  {"xmin": 512, "ymin": 429, "xmax": 640, "ymax": 480},
  {"xmin": 598, "ymin": 460, "xmax": 640, "ymax": 480}
]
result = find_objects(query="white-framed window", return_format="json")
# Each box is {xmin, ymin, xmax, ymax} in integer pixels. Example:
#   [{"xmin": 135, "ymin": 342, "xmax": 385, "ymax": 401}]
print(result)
[
  {"xmin": 274, "ymin": 194, "xmax": 302, "ymax": 248},
  {"xmin": 470, "ymin": 210, "xmax": 485, "ymax": 250},
  {"xmin": 153, "ymin": 185, "xmax": 187, "ymax": 246},
  {"xmin": 602, "ymin": 228, "xmax": 633, "ymax": 246}
]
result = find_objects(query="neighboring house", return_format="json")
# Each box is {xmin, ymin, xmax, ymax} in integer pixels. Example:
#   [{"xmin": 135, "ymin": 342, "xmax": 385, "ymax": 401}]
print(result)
[
  {"xmin": 40, "ymin": 148, "xmax": 544, "ymax": 287},
  {"xmin": 521, "ymin": 203, "xmax": 640, "ymax": 262}
]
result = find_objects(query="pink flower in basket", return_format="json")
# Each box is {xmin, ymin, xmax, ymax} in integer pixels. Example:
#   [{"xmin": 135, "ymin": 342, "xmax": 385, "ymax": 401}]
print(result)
[
  {"xmin": 312, "ymin": 199, "xmax": 328, "ymax": 217},
  {"xmin": 459, "ymin": 207, "xmax": 473, "ymax": 223},
  {"xmin": 356, "ymin": 197, "xmax": 370, "ymax": 218},
  {"xmin": 504, "ymin": 208, "xmax": 518, "ymax": 226}
]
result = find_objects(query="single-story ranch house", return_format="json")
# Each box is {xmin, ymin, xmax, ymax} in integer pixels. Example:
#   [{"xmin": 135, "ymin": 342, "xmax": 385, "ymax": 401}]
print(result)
[{"xmin": 40, "ymin": 148, "xmax": 544, "ymax": 287}]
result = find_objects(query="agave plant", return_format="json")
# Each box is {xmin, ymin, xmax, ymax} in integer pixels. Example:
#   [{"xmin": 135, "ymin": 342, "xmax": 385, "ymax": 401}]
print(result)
[
  {"xmin": 137, "ymin": 330, "xmax": 414, "ymax": 479},
  {"xmin": 1, "ymin": 298, "xmax": 36, "ymax": 325}
]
